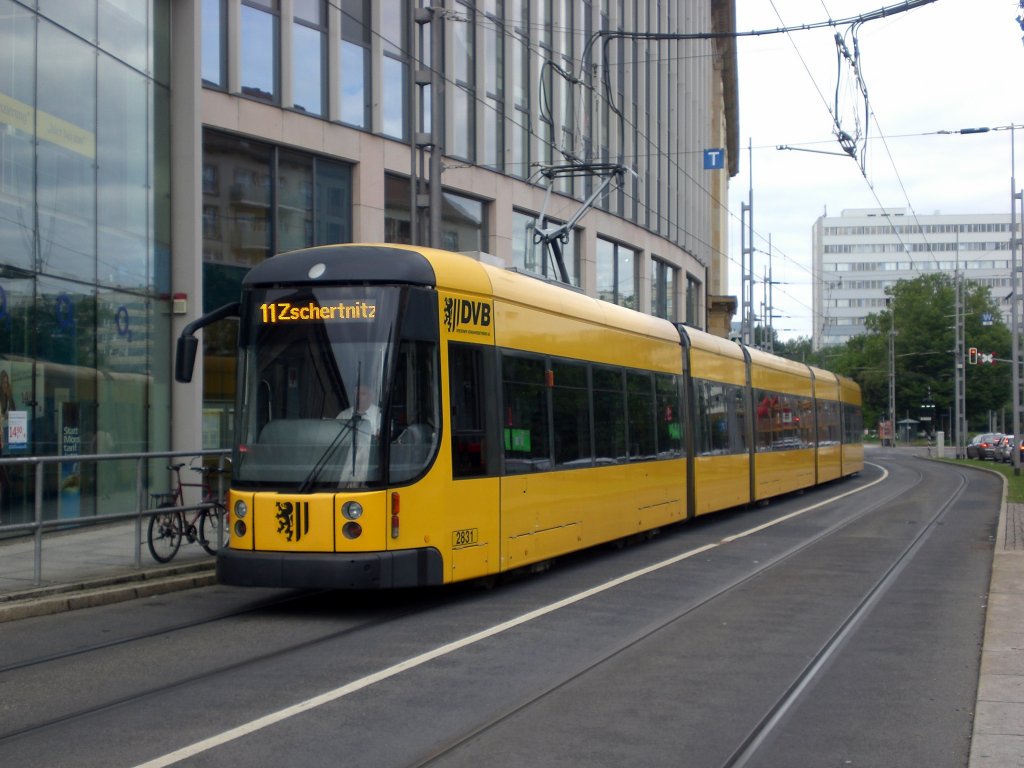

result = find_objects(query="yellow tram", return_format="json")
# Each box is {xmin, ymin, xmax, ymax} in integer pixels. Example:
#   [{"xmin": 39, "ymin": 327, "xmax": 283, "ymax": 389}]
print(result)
[{"xmin": 175, "ymin": 244, "xmax": 863, "ymax": 588}]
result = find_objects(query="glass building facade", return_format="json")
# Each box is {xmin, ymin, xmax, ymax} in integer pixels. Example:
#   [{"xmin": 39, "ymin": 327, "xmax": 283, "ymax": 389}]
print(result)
[{"xmin": 0, "ymin": 0, "xmax": 171, "ymax": 523}]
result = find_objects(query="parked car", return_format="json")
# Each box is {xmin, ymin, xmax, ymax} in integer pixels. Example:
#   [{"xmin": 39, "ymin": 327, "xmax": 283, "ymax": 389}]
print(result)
[
  {"xmin": 997, "ymin": 435, "xmax": 1015, "ymax": 463},
  {"xmin": 967, "ymin": 433, "xmax": 1002, "ymax": 459},
  {"xmin": 984, "ymin": 433, "xmax": 1005, "ymax": 459}
]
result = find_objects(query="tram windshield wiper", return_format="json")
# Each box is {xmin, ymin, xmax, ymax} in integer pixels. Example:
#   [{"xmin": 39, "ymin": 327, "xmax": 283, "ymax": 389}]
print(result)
[{"xmin": 297, "ymin": 419, "xmax": 355, "ymax": 494}]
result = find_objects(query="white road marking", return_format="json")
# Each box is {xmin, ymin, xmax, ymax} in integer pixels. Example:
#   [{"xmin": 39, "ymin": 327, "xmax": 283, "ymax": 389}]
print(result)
[{"xmin": 135, "ymin": 464, "xmax": 887, "ymax": 768}]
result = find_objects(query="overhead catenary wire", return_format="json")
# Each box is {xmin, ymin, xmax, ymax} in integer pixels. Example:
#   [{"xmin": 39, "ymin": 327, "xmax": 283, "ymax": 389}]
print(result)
[{"xmin": 327, "ymin": 0, "xmax": 942, "ymax": 333}]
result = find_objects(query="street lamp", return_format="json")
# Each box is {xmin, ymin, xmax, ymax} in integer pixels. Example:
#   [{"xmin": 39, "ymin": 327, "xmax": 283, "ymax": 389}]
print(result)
[
  {"xmin": 1012, "ymin": 126, "xmax": 1022, "ymax": 474},
  {"xmin": 887, "ymin": 297, "xmax": 896, "ymax": 445}
]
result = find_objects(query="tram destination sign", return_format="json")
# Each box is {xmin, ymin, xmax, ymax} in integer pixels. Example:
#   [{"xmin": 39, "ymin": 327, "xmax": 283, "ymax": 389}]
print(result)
[{"xmin": 259, "ymin": 300, "xmax": 377, "ymax": 324}]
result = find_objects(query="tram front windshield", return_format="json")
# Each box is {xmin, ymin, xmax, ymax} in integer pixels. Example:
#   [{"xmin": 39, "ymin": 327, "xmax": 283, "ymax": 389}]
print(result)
[{"xmin": 235, "ymin": 285, "xmax": 440, "ymax": 490}]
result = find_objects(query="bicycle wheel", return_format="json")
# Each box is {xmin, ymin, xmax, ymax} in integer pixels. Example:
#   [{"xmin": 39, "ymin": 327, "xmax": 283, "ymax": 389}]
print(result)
[
  {"xmin": 148, "ymin": 507, "xmax": 183, "ymax": 563},
  {"xmin": 198, "ymin": 504, "xmax": 227, "ymax": 555}
]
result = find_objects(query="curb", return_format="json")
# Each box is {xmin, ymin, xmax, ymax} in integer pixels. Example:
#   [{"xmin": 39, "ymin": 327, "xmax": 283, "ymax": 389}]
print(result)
[{"xmin": 0, "ymin": 561, "xmax": 217, "ymax": 624}]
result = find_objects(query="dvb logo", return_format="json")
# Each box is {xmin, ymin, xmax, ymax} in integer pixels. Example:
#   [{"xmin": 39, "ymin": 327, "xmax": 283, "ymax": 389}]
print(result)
[{"xmin": 444, "ymin": 297, "xmax": 492, "ymax": 334}]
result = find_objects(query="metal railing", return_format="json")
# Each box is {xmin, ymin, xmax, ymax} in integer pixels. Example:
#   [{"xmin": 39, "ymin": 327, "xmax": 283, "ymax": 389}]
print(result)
[{"xmin": 0, "ymin": 449, "xmax": 231, "ymax": 586}]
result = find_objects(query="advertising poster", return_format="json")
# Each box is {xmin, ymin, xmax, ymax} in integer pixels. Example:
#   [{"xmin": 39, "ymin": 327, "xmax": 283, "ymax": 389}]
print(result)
[
  {"xmin": 60, "ymin": 401, "xmax": 81, "ymax": 519},
  {"xmin": 7, "ymin": 411, "xmax": 27, "ymax": 452}
]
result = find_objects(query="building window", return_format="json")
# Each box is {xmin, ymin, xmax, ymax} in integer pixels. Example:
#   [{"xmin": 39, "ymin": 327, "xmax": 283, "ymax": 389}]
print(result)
[
  {"xmin": 450, "ymin": 0, "xmax": 476, "ymax": 160},
  {"xmin": 480, "ymin": 0, "xmax": 504, "ymax": 170},
  {"xmin": 511, "ymin": 210, "xmax": 579, "ymax": 287},
  {"xmin": 292, "ymin": 0, "xmax": 326, "ymax": 115},
  {"xmin": 384, "ymin": 175, "xmax": 485, "ymax": 252},
  {"xmin": 596, "ymin": 237, "xmax": 636, "ymax": 309},
  {"xmin": 651, "ymin": 257, "xmax": 677, "ymax": 321},
  {"xmin": 339, "ymin": 0, "xmax": 370, "ymax": 128},
  {"xmin": 509, "ymin": 0, "xmax": 529, "ymax": 178},
  {"xmin": 201, "ymin": 0, "xmax": 226, "ymax": 88},
  {"xmin": 380, "ymin": 0, "xmax": 408, "ymax": 139},
  {"xmin": 686, "ymin": 273, "xmax": 702, "ymax": 327},
  {"xmin": 240, "ymin": 0, "xmax": 279, "ymax": 103},
  {"xmin": 203, "ymin": 129, "xmax": 353, "ymax": 292}
]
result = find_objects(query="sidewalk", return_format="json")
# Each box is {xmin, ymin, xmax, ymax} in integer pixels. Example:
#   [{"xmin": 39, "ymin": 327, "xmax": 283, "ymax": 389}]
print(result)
[
  {"xmin": 0, "ymin": 519, "xmax": 216, "ymax": 622},
  {"xmin": 970, "ymin": 498, "xmax": 1024, "ymax": 767}
]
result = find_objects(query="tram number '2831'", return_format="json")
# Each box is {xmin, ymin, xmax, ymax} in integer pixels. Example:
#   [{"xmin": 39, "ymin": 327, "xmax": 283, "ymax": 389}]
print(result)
[{"xmin": 452, "ymin": 528, "xmax": 479, "ymax": 547}]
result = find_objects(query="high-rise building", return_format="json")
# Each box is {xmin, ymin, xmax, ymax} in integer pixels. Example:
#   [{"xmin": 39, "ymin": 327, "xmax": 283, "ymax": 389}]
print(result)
[{"xmin": 812, "ymin": 208, "xmax": 1018, "ymax": 349}]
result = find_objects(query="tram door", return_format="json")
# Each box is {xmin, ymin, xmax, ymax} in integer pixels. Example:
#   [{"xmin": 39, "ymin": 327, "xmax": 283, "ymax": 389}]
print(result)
[{"xmin": 445, "ymin": 340, "xmax": 501, "ymax": 582}]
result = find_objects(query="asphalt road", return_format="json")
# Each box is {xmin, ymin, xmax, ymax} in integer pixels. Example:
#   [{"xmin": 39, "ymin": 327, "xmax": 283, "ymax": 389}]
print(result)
[{"xmin": 0, "ymin": 452, "xmax": 999, "ymax": 768}]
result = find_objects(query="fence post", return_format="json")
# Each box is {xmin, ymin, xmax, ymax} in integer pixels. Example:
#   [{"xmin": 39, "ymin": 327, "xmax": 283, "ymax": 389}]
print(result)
[
  {"xmin": 134, "ymin": 456, "xmax": 144, "ymax": 569},
  {"xmin": 33, "ymin": 460, "xmax": 43, "ymax": 586}
]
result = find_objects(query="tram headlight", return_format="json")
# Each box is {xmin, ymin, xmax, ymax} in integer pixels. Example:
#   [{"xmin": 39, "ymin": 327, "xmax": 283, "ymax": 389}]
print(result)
[
  {"xmin": 342, "ymin": 501, "xmax": 363, "ymax": 520},
  {"xmin": 234, "ymin": 499, "xmax": 248, "ymax": 519}
]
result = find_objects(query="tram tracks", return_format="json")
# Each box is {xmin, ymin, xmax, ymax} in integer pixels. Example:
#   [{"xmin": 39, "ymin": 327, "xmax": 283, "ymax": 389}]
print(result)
[
  {"xmin": 4, "ymin": 455, "xmax": 988, "ymax": 768},
  {"xmin": 406, "ymin": 458, "xmax": 979, "ymax": 768},
  {"xmin": 0, "ymin": 590, "xmax": 327, "ymax": 675},
  {"xmin": 0, "ymin": 588, "xmax": 450, "ymax": 744}
]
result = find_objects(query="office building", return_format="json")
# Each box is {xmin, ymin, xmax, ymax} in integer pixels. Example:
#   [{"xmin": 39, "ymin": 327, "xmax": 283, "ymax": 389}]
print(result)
[
  {"xmin": 0, "ymin": 0, "xmax": 739, "ymax": 523},
  {"xmin": 812, "ymin": 208, "xmax": 1017, "ymax": 349}
]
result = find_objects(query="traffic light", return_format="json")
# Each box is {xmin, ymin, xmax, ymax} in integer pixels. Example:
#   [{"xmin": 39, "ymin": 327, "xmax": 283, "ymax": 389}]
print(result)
[{"xmin": 968, "ymin": 347, "xmax": 978, "ymax": 365}]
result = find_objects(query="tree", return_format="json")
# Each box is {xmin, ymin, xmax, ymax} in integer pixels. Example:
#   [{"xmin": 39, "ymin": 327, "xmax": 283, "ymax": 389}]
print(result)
[
  {"xmin": 828, "ymin": 273, "xmax": 1010, "ymax": 435},
  {"xmin": 775, "ymin": 335, "xmax": 816, "ymax": 364}
]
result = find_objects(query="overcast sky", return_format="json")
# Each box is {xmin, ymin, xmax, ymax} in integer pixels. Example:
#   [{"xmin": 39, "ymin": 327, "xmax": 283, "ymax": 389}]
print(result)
[{"xmin": 726, "ymin": 0, "xmax": 1024, "ymax": 341}]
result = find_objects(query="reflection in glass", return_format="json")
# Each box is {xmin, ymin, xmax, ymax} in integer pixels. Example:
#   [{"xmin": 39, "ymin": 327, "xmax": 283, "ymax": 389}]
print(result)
[
  {"xmin": 38, "ymin": 0, "xmax": 96, "ymax": 42},
  {"xmin": 511, "ymin": 211, "xmax": 577, "ymax": 286},
  {"xmin": 98, "ymin": 56, "xmax": 150, "ymax": 289},
  {"xmin": 381, "ymin": 57, "xmax": 405, "ymax": 139},
  {"xmin": 596, "ymin": 239, "xmax": 615, "ymax": 302},
  {"xmin": 0, "ymin": 0, "xmax": 36, "ymax": 273},
  {"xmin": 201, "ymin": 0, "xmax": 225, "ymax": 87},
  {"xmin": 292, "ymin": 22, "xmax": 323, "ymax": 115},
  {"xmin": 277, "ymin": 152, "xmax": 314, "ymax": 252},
  {"xmin": 339, "ymin": 41, "xmax": 368, "ymax": 128},
  {"xmin": 384, "ymin": 175, "xmax": 484, "ymax": 252},
  {"xmin": 99, "ymin": 0, "xmax": 148, "ymax": 72},
  {"xmin": 316, "ymin": 161, "xmax": 353, "ymax": 244},
  {"xmin": 36, "ymin": 22, "xmax": 97, "ymax": 282},
  {"xmin": 241, "ymin": 5, "xmax": 277, "ymax": 102}
]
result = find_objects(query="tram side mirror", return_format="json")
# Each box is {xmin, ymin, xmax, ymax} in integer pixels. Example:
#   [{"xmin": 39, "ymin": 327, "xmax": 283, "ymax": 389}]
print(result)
[
  {"xmin": 173, "ymin": 301, "xmax": 241, "ymax": 385},
  {"xmin": 175, "ymin": 335, "xmax": 198, "ymax": 383}
]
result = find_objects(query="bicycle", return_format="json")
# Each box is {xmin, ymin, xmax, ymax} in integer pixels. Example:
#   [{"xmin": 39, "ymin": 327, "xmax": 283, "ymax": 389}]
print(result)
[{"xmin": 147, "ymin": 460, "xmax": 228, "ymax": 563}]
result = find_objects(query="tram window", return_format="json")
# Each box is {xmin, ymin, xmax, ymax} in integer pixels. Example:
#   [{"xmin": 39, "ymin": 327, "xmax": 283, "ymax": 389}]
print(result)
[
  {"xmin": 699, "ymin": 381, "xmax": 730, "ymax": 456},
  {"xmin": 694, "ymin": 379, "xmax": 745, "ymax": 456},
  {"xmin": 388, "ymin": 338, "xmax": 440, "ymax": 483},
  {"xmin": 502, "ymin": 353, "xmax": 551, "ymax": 474},
  {"xmin": 655, "ymin": 373, "xmax": 684, "ymax": 457},
  {"xmin": 818, "ymin": 400, "xmax": 829, "ymax": 445},
  {"xmin": 755, "ymin": 390, "xmax": 805, "ymax": 451},
  {"xmin": 842, "ymin": 404, "xmax": 863, "ymax": 443},
  {"xmin": 552, "ymin": 359, "xmax": 592, "ymax": 468},
  {"xmin": 797, "ymin": 397, "xmax": 815, "ymax": 448},
  {"xmin": 626, "ymin": 372, "xmax": 656, "ymax": 461},
  {"xmin": 449, "ymin": 343, "xmax": 490, "ymax": 478},
  {"xmin": 593, "ymin": 366, "xmax": 626, "ymax": 464},
  {"xmin": 754, "ymin": 389, "xmax": 775, "ymax": 450},
  {"xmin": 731, "ymin": 384, "xmax": 749, "ymax": 453}
]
